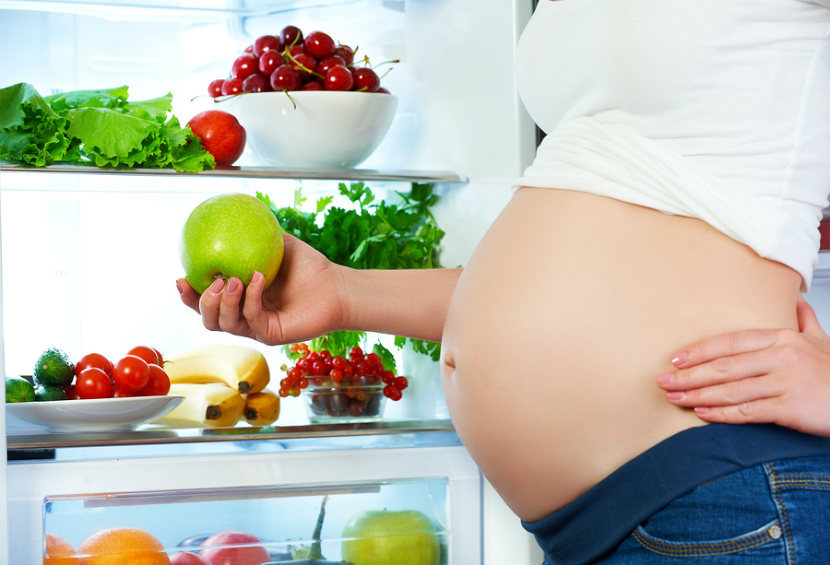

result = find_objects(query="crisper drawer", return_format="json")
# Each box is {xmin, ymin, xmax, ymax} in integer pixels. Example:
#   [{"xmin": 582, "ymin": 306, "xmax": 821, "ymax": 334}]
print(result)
[
  {"xmin": 8, "ymin": 442, "xmax": 481, "ymax": 564},
  {"xmin": 44, "ymin": 480, "xmax": 449, "ymax": 564}
]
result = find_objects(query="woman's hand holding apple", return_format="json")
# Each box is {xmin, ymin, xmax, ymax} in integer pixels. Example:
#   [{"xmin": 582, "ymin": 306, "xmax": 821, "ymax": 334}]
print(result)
[{"xmin": 177, "ymin": 232, "xmax": 345, "ymax": 346}]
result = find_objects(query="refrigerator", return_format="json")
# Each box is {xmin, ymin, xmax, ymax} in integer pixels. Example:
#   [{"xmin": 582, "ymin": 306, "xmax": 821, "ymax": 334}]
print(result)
[
  {"xmin": 1, "ymin": 1, "xmax": 829, "ymax": 564},
  {"xmin": 0, "ymin": 0, "xmax": 547, "ymax": 563}
]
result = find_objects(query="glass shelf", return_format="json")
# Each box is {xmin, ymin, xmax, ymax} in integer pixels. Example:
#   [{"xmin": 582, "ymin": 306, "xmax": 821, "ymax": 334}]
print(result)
[
  {"xmin": 0, "ymin": 163, "xmax": 468, "ymax": 184},
  {"xmin": 6, "ymin": 418, "xmax": 456, "ymax": 452}
]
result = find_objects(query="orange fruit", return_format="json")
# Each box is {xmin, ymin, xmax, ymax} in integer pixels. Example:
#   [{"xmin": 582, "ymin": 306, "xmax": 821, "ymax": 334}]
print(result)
[
  {"xmin": 78, "ymin": 527, "xmax": 170, "ymax": 565},
  {"xmin": 43, "ymin": 533, "xmax": 80, "ymax": 565}
]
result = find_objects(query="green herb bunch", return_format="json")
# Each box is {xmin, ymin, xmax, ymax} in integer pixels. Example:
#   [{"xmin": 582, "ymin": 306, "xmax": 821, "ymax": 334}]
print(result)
[{"xmin": 258, "ymin": 182, "xmax": 445, "ymax": 363}]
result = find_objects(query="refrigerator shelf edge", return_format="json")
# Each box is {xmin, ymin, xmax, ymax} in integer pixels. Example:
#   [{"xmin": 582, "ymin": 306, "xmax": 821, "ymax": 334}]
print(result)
[
  {"xmin": 6, "ymin": 418, "xmax": 456, "ymax": 451},
  {"xmin": 0, "ymin": 163, "xmax": 468, "ymax": 185}
]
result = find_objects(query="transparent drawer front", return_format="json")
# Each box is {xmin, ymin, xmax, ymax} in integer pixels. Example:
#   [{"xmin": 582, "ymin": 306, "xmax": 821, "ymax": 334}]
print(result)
[{"xmin": 43, "ymin": 479, "xmax": 450, "ymax": 564}]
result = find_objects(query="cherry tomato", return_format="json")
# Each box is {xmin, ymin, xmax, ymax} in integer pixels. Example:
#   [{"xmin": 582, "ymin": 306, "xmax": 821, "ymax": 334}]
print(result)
[
  {"xmin": 137, "ymin": 364, "xmax": 171, "ymax": 396},
  {"xmin": 113, "ymin": 385, "xmax": 137, "ymax": 398},
  {"xmin": 75, "ymin": 367, "xmax": 114, "ymax": 399},
  {"xmin": 64, "ymin": 384, "xmax": 81, "ymax": 400},
  {"xmin": 74, "ymin": 353, "xmax": 113, "ymax": 377},
  {"xmin": 112, "ymin": 355, "xmax": 151, "ymax": 392},
  {"xmin": 127, "ymin": 346, "xmax": 162, "ymax": 366}
]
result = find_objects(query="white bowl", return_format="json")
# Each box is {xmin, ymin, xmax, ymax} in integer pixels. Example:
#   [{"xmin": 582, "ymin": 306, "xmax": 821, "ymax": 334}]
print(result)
[{"xmin": 219, "ymin": 91, "xmax": 398, "ymax": 169}]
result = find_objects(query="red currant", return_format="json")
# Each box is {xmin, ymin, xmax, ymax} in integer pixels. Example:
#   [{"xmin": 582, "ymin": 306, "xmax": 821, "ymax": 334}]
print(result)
[{"xmin": 394, "ymin": 376, "xmax": 408, "ymax": 390}]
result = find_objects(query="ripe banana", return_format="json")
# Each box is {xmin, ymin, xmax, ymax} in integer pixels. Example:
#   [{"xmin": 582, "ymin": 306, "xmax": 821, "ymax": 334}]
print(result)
[
  {"xmin": 243, "ymin": 390, "xmax": 280, "ymax": 426},
  {"xmin": 154, "ymin": 383, "xmax": 245, "ymax": 428},
  {"xmin": 163, "ymin": 344, "xmax": 270, "ymax": 394}
]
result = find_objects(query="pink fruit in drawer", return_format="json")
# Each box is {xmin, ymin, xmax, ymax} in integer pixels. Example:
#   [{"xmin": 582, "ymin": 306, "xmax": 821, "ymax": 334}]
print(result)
[
  {"xmin": 199, "ymin": 531, "xmax": 269, "ymax": 565},
  {"xmin": 170, "ymin": 552, "xmax": 210, "ymax": 565}
]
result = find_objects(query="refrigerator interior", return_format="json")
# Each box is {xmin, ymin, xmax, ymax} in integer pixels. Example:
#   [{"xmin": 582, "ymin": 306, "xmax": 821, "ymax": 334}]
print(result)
[{"xmin": 0, "ymin": 0, "xmax": 541, "ymax": 562}]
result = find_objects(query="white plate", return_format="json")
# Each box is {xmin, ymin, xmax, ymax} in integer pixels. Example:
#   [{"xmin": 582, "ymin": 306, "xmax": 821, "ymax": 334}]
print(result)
[{"xmin": 6, "ymin": 395, "xmax": 183, "ymax": 432}]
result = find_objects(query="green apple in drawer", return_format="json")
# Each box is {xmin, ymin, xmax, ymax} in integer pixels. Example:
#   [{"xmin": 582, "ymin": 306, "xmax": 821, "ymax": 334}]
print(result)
[{"xmin": 341, "ymin": 509, "xmax": 442, "ymax": 565}]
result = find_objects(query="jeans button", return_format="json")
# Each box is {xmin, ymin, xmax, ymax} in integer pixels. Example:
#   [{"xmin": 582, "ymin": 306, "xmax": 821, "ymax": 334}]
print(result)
[{"xmin": 768, "ymin": 525, "xmax": 783, "ymax": 539}]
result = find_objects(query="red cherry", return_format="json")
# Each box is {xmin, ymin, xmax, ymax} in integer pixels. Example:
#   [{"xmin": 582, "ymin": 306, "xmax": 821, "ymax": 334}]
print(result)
[
  {"xmin": 317, "ymin": 55, "xmax": 346, "ymax": 78},
  {"xmin": 270, "ymin": 65, "xmax": 302, "ymax": 91},
  {"xmin": 281, "ymin": 25, "xmax": 303, "ymax": 47},
  {"xmin": 207, "ymin": 79, "xmax": 225, "ymax": 98},
  {"xmin": 289, "ymin": 52, "xmax": 318, "ymax": 80},
  {"xmin": 242, "ymin": 73, "xmax": 270, "ymax": 93},
  {"xmin": 259, "ymin": 50, "xmax": 283, "ymax": 75},
  {"xmin": 221, "ymin": 77, "xmax": 244, "ymax": 95},
  {"xmin": 325, "ymin": 65, "xmax": 354, "ymax": 91},
  {"xmin": 352, "ymin": 67, "xmax": 381, "ymax": 92},
  {"xmin": 231, "ymin": 53, "xmax": 258, "ymax": 80},
  {"xmin": 304, "ymin": 30, "xmax": 336, "ymax": 59},
  {"xmin": 253, "ymin": 34, "xmax": 282, "ymax": 57},
  {"xmin": 302, "ymin": 81, "xmax": 323, "ymax": 91},
  {"xmin": 334, "ymin": 44, "xmax": 355, "ymax": 66}
]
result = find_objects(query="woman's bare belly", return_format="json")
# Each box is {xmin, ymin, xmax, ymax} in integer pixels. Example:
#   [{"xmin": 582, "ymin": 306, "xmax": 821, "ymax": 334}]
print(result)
[{"xmin": 440, "ymin": 187, "xmax": 801, "ymax": 521}]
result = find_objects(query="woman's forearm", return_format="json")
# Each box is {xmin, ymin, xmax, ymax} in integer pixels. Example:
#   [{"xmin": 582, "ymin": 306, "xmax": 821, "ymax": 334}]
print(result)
[{"xmin": 338, "ymin": 267, "xmax": 463, "ymax": 342}]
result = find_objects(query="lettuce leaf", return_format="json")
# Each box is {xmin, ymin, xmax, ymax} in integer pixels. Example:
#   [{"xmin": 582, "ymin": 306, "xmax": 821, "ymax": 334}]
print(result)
[{"xmin": 0, "ymin": 82, "xmax": 214, "ymax": 173}]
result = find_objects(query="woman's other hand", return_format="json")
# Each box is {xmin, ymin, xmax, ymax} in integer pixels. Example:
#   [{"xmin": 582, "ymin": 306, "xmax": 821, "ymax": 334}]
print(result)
[
  {"xmin": 657, "ymin": 296, "xmax": 830, "ymax": 437},
  {"xmin": 176, "ymin": 233, "xmax": 344, "ymax": 346}
]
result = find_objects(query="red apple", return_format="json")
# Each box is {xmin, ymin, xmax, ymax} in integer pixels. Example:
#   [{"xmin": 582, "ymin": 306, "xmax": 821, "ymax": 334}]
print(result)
[
  {"xmin": 171, "ymin": 552, "xmax": 211, "ymax": 565},
  {"xmin": 199, "ymin": 531, "xmax": 269, "ymax": 565},
  {"xmin": 187, "ymin": 110, "xmax": 246, "ymax": 167}
]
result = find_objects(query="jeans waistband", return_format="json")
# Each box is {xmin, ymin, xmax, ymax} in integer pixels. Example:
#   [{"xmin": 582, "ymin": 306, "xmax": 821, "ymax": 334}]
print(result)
[{"xmin": 521, "ymin": 424, "xmax": 830, "ymax": 565}]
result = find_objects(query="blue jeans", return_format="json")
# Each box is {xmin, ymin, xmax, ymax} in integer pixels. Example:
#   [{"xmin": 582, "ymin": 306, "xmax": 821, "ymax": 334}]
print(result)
[{"xmin": 592, "ymin": 455, "xmax": 830, "ymax": 564}]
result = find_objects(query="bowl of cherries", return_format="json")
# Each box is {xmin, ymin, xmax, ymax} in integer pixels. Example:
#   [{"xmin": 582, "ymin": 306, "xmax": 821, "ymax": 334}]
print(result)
[
  {"xmin": 210, "ymin": 25, "xmax": 398, "ymax": 169},
  {"xmin": 280, "ymin": 343, "xmax": 408, "ymax": 424}
]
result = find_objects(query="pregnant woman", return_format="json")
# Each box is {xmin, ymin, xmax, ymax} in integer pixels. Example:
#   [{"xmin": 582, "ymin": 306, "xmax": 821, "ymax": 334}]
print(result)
[{"xmin": 178, "ymin": 1, "xmax": 830, "ymax": 563}]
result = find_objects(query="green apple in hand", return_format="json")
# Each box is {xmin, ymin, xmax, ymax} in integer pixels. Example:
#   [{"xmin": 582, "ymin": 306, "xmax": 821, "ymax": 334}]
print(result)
[
  {"xmin": 341, "ymin": 509, "xmax": 442, "ymax": 565},
  {"xmin": 181, "ymin": 193, "xmax": 284, "ymax": 294}
]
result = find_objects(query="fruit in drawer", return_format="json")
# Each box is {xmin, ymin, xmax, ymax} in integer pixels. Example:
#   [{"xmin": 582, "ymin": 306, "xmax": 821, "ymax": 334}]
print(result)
[
  {"xmin": 163, "ymin": 344, "xmax": 270, "ymax": 394},
  {"xmin": 186, "ymin": 111, "xmax": 246, "ymax": 167},
  {"xmin": 242, "ymin": 390, "xmax": 280, "ymax": 426},
  {"xmin": 169, "ymin": 552, "xmax": 210, "ymax": 565},
  {"xmin": 5, "ymin": 375, "xmax": 36, "ymax": 403},
  {"xmin": 180, "ymin": 193, "xmax": 284, "ymax": 295},
  {"xmin": 198, "ymin": 531, "xmax": 269, "ymax": 565},
  {"xmin": 34, "ymin": 347, "xmax": 75, "ymax": 387},
  {"xmin": 77, "ymin": 527, "xmax": 170, "ymax": 565},
  {"xmin": 341, "ymin": 509, "xmax": 441, "ymax": 565},
  {"xmin": 43, "ymin": 532, "xmax": 79, "ymax": 565},
  {"xmin": 153, "ymin": 383, "xmax": 245, "ymax": 428}
]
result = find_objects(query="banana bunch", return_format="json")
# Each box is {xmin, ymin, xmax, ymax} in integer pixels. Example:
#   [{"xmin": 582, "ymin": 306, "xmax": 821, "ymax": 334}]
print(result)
[
  {"xmin": 163, "ymin": 344, "xmax": 270, "ymax": 394},
  {"xmin": 155, "ymin": 383, "xmax": 246, "ymax": 428},
  {"xmin": 151, "ymin": 344, "xmax": 280, "ymax": 428}
]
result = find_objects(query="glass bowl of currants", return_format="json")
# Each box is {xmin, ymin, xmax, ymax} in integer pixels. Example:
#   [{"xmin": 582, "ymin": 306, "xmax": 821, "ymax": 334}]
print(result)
[
  {"xmin": 304, "ymin": 376, "xmax": 388, "ymax": 424},
  {"xmin": 280, "ymin": 344, "xmax": 408, "ymax": 424},
  {"xmin": 210, "ymin": 26, "xmax": 399, "ymax": 169}
]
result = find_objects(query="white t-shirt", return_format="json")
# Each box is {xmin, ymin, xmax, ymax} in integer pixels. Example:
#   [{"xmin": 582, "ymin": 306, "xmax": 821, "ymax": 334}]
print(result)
[{"xmin": 514, "ymin": 0, "xmax": 830, "ymax": 289}]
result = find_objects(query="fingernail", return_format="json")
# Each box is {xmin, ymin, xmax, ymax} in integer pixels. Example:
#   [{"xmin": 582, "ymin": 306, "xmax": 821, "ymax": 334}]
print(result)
[
  {"xmin": 694, "ymin": 406, "xmax": 710, "ymax": 415},
  {"xmin": 666, "ymin": 391, "xmax": 685, "ymax": 401},
  {"xmin": 657, "ymin": 373, "xmax": 674, "ymax": 386},
  {"xmin": 227, "ymin": 278, "xmax": 241, "ymax": 293},
  {"xmin": 252, "ymin": 271, "xmax": 263, "ymax": 285},
  {"xmin": 208, "ymin": 278, "xmax": 224, "ymax": 293},
  {"xmin": 176, "ymin": 280, "xmax": 184, "ymax": 295},
  {"xmin": 671, "ymin": 352, "xmax": 687, "ymax": 366}
]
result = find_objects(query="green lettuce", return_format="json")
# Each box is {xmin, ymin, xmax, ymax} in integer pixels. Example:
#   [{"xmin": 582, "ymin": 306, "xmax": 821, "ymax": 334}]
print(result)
[{"xmin": 0, "ymin": 82, "xmax": 214, "ymax": 173}]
